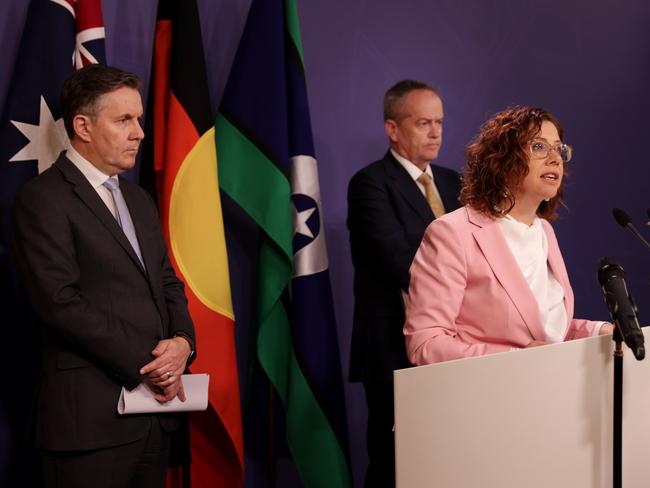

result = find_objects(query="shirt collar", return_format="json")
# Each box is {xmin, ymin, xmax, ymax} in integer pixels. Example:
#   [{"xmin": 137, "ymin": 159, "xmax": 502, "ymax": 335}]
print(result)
[
  {"xmin": 501, "ymin": 213, "xmax": 542, "ymax": 231},
  {"xmin": 66, "ymin": 145, "xmax": 112, "ymax": 190},
  {"xmin": 390, "ymin": 148, "xmax": 433, "ymax": 182}
]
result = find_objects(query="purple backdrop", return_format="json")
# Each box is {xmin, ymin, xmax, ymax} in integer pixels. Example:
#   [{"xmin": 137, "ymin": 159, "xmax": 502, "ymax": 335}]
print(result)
[{"xmin": 2, "ymin": 0, "xmax": 649, "ymax": 486}]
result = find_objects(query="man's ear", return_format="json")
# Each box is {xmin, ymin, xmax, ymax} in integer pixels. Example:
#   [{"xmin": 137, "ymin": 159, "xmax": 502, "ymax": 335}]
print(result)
[
  {"xmin": 72, "ymin": 114, "xmax": 92, "ymax": 143},
  {"xmin": 384, "ymin": 119, "xmax": 398, "ymax": 143}
]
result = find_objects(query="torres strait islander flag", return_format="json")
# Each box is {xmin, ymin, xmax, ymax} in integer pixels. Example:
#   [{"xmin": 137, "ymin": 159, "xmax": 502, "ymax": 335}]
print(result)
[
  {"xmin": 216, "ymin": 0, "xmax": 352, "ymax": 485},
  {"xmin": 146, "ymin": 0, "xmax": 243, "ymax": 486}
]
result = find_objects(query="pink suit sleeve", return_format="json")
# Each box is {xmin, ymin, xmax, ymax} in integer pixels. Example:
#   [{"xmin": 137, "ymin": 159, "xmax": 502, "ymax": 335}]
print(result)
[
  {"xmin": 565, "ymin": 318, "xmax": 599, "ymax": 340},
  {"xmin": 404, "ymin": 218, "xmax": 512, "ymax": 365}
]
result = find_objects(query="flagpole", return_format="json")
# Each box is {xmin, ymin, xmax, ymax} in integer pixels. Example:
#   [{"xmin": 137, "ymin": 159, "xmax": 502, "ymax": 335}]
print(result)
[{"xmin": 268, "ymin": 382, "xmax": 276, "ymax": 488}]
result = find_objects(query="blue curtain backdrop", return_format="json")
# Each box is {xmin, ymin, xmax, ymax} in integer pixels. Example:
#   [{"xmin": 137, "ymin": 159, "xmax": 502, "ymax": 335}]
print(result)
[{"xmin": 1, "ymin": 1, "xmax": 649, "ymax": 486}]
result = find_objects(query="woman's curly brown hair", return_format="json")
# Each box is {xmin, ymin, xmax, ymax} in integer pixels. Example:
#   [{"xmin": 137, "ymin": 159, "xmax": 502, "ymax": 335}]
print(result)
[{"xmin": 460, "ymin": 106, "xmax": 566, "ymax": 221}]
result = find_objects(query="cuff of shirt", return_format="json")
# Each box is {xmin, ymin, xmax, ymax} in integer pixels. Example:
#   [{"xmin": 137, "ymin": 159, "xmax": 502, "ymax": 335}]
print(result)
[{"xmin": 592, "ymin": 321, "xmax": 608, "ymax": 337}]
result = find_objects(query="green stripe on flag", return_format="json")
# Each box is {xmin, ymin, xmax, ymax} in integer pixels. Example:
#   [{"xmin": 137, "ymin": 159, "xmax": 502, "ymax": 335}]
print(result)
[
  {"xmin": 284, "ymin": 0, "xmax": 304, "ymax": 65},
  {"xmin": 215, "ymin": 114, "xmax": 351, "ymax": 487},
  {"xmin": 215, "ymin": 114, "xmax": 292, "ymax": 259}
]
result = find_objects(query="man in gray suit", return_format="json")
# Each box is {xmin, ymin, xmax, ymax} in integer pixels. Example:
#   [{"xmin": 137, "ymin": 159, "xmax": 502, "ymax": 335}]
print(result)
[{"xmin": 12, "ymin": 64, "xmax": 196, "ymax": 488}]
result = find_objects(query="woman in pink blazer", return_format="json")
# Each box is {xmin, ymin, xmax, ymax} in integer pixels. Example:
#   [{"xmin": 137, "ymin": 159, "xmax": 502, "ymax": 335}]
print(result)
[{"xmin": 404, "ymin": 106, "xmax": 612, "ymax": 365}]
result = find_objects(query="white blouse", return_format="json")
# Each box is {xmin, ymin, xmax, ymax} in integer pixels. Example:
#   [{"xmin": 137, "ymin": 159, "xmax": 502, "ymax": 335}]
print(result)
[{"xmin": 498, "ymin": 215, "xmax": 568, "ymax": 343}]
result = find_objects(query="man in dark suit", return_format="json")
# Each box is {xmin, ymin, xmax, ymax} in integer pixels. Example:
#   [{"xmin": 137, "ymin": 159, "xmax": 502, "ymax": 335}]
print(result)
[
  {"xmin": 347, "ymin": 80, "xmax": 461, "ymax": 487},
  {"xmin": 12, "ymin": 64, "xmax": 195, "ymax": 488}
]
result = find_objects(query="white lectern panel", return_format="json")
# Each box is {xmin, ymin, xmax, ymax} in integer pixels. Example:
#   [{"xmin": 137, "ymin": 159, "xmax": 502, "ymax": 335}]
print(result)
[{"xmin": 395, "ymin": 330, "xmax": 650, "ymax": 488}]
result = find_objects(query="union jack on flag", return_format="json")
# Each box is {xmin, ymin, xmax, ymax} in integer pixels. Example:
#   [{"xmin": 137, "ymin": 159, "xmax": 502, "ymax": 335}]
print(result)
[
  {"xmin": 1, "ymin": 0, "xmax": 105, "ymax": 177},
  {"xmin": 56, "ymin": 0, "xmax": 106, "ymax": 69}
]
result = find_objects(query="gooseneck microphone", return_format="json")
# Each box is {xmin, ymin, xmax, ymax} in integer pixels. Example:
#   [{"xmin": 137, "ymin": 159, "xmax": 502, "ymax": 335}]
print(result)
[
  {"xmin": 612, "ymin": 208, "xmax": 650, "ymax": 252},
  {"xmin": 597, "ymin": 257, "xmax": 644, "ymax": 360}
]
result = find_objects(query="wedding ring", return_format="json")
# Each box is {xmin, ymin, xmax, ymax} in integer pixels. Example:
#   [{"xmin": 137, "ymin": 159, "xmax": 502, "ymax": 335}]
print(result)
[{"xmin": 166, "ymin": 371, "xmax": 172, "ymax": 379}]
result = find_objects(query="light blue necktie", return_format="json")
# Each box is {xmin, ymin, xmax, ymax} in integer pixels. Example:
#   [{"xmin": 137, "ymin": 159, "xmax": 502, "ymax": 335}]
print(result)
[{"xmin": 103, "ymin": 177, "xmax": 145, "ymax": 268}]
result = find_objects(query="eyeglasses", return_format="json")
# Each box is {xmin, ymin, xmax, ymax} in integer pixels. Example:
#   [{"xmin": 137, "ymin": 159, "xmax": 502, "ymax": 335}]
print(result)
[{"xmin": 529, "ymin": 140, "xmax": 572, "ymax": 163}]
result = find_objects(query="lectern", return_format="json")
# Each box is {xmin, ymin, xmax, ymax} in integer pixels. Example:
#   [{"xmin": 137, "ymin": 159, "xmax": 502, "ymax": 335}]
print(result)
[{"xmin": 394, "ymin": 330, "xmax": 650, "ymax": 488}]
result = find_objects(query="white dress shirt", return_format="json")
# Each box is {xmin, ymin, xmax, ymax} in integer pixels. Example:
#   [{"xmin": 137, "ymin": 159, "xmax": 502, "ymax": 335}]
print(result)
[
  {"xmin": 390, "ymin": 149, "xmax": 444, "ymax": 203},
  {"xmin": 66, "ymin": 146, "xmax": 118, "ymax": 220},
  {"xmin": 498, "ymin": 215, "xmax": 603, "ymax": 343},
  {"xmin": 499, "ymin": 215, "xmax": 569, "ymax": 343}
]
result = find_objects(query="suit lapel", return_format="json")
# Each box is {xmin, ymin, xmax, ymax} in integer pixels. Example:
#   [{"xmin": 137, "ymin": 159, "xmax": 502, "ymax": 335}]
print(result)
[
  {"xmin": 468, "ymin": 207, "xmax": 546, "ymax": 341},
  {"xmin": 55, "ymin": 156, "xmax": 147, "ymax": 277},
  {"xmin": 121, "ymin": 180, "xmax": 167, "ymax": 336},
  {"xmin": 382, "ymin": 152, "xmax": 433, "ymax": 224},
  {"xmin": 120, "ymin": 180, "xmax": 157, "ymax": 282},
  {"xmin": 432, "ymin": 165, "xmax": 461, "ymax": 213}
]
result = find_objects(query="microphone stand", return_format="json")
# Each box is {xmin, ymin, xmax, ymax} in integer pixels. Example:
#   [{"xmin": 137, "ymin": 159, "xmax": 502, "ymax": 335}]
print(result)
[{"xmin": 613, "ymin": 327, "xmax": 623, "ymax": 488}]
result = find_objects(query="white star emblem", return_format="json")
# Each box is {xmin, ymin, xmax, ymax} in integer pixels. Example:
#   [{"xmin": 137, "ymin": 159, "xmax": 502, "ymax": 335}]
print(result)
[
  {"xmin": 10, "ymin": 96, "xmax": 69, "ymax": 174},
  {"xmin": 292, "ymin": 200, "xmax": 316, "ymax": 239}
]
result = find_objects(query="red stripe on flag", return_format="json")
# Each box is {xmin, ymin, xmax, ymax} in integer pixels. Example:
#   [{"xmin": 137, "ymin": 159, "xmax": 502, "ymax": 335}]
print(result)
[
  {"xmin": 158, "ymin": 91, "xmax": 244, "ymax": 483},
  {"xmin": 157, "ymin": 93, "xmax": 200, "ymax": 230},
  {"xmin": 74, "ymin": 0, "xmax": 105, "ymax": 32},
  {"xmin": 189, "ymin": 406, "xmax": 243, "ymax": 487},
  {"xmin": 164, "ymin": 244, "xmax": 243, "ymax": 487},
  {"xmin": 152, "ymin": 19, "xmax": 171, "ymax": 178}
]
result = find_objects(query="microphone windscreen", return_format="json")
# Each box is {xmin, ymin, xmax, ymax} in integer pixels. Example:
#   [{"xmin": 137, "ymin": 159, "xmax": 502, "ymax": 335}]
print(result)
[
  {"xmin": 597, "ymin": 256, "xmax": 625, "ymax": 285},
  {"xmin": 612, "ymin": 207, "xmax": 631, "ymax": 227}
]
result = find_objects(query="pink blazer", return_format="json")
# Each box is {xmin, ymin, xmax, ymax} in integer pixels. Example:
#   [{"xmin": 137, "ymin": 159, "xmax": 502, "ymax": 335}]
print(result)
[{"xmin": 404, "ymin": 206, "xmax": 597, "ymax": 365}]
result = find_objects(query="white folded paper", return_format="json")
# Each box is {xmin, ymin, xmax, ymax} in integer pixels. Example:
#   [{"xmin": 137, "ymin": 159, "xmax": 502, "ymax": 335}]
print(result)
[{"xmin": 117, "ymin": 374, "xmax": 209, "ymax": 414}]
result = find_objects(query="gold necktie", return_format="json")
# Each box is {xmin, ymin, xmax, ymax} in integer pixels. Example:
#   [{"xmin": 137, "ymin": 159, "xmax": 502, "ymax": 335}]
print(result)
[{"xmin": 417, "ymin": 172, "xmax": 446, "ymax": 218}]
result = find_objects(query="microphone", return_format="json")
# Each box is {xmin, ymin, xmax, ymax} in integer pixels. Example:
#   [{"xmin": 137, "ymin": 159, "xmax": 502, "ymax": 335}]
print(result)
[
  {"xmin": 598, "ymin": 257, "xmax": 644, "ymax": 360},
  {"xmin": 612, "ymin": 208, "xmax": 650, "ymax": 252}
]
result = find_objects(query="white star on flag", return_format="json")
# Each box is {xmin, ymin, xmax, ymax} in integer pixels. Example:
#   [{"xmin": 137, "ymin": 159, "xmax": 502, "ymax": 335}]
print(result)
[
  {"xmin": 292, "ymin": 200, "xmax": 316, "ymax": 239},
  {"xmin": 10, "ymin": 96, "xmax": 70, "ymax": 174}
]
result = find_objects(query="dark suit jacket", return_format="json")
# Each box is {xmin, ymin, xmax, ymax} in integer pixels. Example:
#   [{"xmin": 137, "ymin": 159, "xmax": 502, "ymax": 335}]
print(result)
[
  {"xmin": 347, "ymin": 151, "xmax": 461, "ymax": 383},
  {"xmin": 12, "ymin": 153, "xmax": 195, "ymax": 451}
]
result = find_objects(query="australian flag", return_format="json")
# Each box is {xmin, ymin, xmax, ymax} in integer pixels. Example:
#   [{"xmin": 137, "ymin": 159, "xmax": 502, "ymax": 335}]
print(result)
[{"xmin": 0, "ymin": 1, "xmax": 104, "ymax": 486}]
